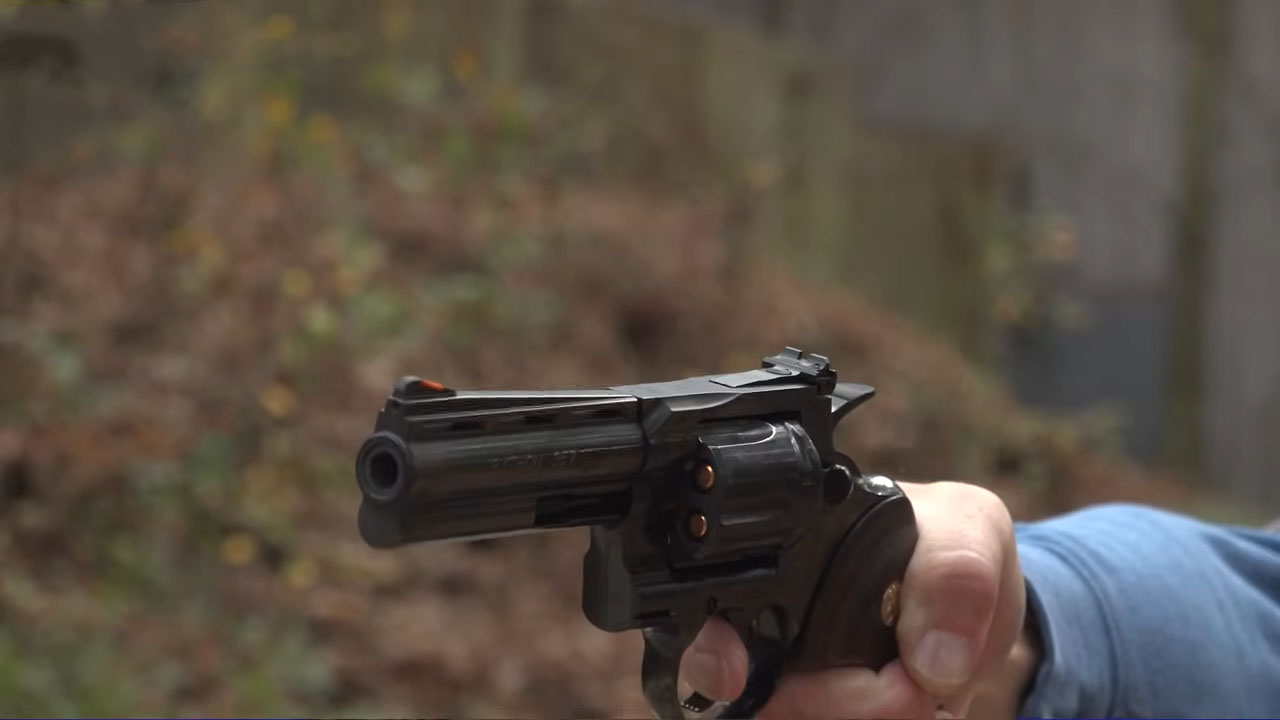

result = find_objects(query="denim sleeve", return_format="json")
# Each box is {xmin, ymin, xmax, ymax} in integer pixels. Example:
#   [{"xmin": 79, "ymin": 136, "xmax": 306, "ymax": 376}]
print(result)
[{"xmin": 1015, "ymin": 503, "xmax": 1280, "ymax": 718}]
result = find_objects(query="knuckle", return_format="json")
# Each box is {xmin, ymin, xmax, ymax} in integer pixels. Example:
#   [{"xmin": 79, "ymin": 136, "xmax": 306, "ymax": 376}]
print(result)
[
  {"xmin": 923, "ymin": 481, "xmax": 1015, "ymax": 546},
  {"xmin": 924, "ymin": 546, "xmax": 1002, "ymax": 603}
]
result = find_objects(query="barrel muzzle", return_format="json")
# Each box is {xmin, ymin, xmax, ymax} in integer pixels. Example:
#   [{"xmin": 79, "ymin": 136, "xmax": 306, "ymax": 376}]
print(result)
[{"xmin": 356, "ymin": 431, "xmax": 414, "ymax": 504}]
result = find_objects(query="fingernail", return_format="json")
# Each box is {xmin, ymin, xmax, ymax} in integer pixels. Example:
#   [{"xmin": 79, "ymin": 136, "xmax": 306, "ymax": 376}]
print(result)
[
  {"xmin": 935, "ymin": 710, "xmax": 957, "ymax": 719},
  {"xmin": 684, "ymin": 649, "xmax": 727, "ymax": 698},
  {"xmin": 911, "ymin": 630, "xmax": 973, "ymax": 686}
]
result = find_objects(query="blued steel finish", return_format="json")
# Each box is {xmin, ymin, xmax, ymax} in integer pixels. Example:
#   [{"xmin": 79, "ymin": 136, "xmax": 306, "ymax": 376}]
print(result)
[{"xmin": 354, "ymin": 348, "xmax": 918, "ymax": 719}]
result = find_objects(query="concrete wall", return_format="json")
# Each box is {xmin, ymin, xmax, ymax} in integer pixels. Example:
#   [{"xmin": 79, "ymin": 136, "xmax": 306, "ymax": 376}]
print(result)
[
  {"xmin": 1206, "ymin": 2, "xmax": 1280, "ymax": 503},
  {"xmin": 669, "ymin": 0, "xmax": 1279, "ymax": 504}
]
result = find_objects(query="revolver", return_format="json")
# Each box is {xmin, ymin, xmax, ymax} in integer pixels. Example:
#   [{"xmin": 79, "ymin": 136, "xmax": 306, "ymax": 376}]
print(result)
[{"xmin": 354, "ymin": 348, "xmax": 918, "ymax": 719}]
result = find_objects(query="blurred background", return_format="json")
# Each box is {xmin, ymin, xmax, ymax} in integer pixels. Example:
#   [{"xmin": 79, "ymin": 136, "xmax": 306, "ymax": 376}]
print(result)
[{"xmin": 1, "ymin": 0, "xmax": 1277, "ymax": 716}]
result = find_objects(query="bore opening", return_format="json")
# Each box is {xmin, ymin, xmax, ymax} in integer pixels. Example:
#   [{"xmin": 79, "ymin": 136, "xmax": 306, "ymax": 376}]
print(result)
[{"xmin": 366, "ymin": 449, "xmax": 402, "ymax": 492}]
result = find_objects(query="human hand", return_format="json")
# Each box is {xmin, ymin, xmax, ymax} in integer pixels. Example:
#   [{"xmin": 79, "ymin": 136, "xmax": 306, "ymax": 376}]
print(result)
[{"xmin": 679, "ymin": 481, "xmax": 1032, "ymax": 719}]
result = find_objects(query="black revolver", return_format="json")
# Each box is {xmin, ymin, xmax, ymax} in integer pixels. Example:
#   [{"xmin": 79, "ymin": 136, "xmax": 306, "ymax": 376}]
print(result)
[{"xmin": 354, "ymin": 348, "xmax": 918, "ymax": 719}]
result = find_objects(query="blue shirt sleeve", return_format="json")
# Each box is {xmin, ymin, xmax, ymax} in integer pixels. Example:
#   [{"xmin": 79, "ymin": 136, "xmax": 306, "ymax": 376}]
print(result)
[{"xmin": 1015, "ymin": 503, "xmax": 1280, "ymax": 718}]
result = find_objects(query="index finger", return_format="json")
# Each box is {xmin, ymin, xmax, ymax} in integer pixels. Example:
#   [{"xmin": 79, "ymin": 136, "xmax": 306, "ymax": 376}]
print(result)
[
  {"xmin": 681, "ymin": 617, "xmax": 933, "ymax": 720},
  {"xmin": 680, "ymin": 615, "xmax": 749, "ymax": 702}
]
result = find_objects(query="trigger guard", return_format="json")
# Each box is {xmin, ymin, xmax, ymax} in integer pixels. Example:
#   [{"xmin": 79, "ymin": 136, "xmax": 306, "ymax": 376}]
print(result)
[{"xmin": 641, "ymin": 618, "xmax": 785, "ymax": 720}]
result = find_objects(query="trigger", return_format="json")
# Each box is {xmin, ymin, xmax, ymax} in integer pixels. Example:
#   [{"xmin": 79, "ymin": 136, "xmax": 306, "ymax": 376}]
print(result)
[{"xmin": 681, "ymin": 691, "xmax": 716, "ymax": 714}]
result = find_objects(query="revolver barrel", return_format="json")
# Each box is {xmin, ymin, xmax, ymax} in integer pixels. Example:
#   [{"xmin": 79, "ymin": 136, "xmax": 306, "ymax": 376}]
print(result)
[{"xmin": 355, "ymin": 378, "xmax": 645, "ymax": 547}]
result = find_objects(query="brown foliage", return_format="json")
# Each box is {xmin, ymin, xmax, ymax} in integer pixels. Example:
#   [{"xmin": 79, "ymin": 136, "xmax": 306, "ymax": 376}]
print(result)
[{"xmin": 0, "ymin": 157, "xmax": 1217, "ymax": 716}]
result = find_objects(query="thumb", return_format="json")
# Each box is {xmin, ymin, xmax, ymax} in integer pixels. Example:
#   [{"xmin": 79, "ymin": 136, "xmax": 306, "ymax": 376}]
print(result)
[{"xmin": 896, "ymin": 485, "xmax": 1007, "ymax": 698}]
